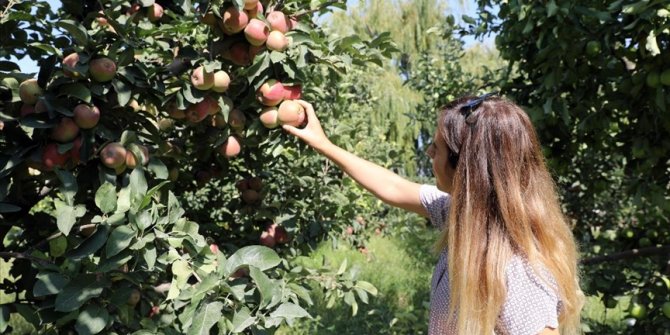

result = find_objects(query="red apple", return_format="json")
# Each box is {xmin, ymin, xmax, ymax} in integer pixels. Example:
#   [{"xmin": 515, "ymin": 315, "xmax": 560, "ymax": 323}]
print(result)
[
  {"xmin": 259, "ymin": 230, "xmax": 276, "ymax": 247},
  {"xmin": 125, "ymin": 144, "xmax": 149, "ymax": 168},
  {"xmin": 267, "ymin": 11, "xmax": 290, "ymax": 33},
  {"xmin": 283, "ymin": 84, "xmax": 302, "ymax": 100},
  {"xmin": 259, "ymin": 106, "xmax": 279, "ymax": 128},
  {"xmin": 50, "ymin": 118, "xmax": 80, "ymax": 143},
  {"xmin": 89, "ymin": 57, "xmax": 117, "ymax": 82},
  {"xmin": 42, "ymin": 143, "xmax": 69, "ymax": 170},
  {"xmin": 100, "ymin": 142, "xmax": 127, "ymax": 169},
  {"xmin": 277, "ymin": 100, "xmax": 305, "ymax": 127},
  {"xmin": 244, "ymin": 0, "xmax": 259, "ymax": 10},
  {"xmin": 256, "ymin": 79, "xmax": 285, "ymax": 106},
  {"xmin": 148, "ymin": 3, "xmax": 164, "ymax": 22},
  {"xmin": 73, "ymin": 104, "xmax": 100, "ymax": 129},
  {"xmin": 20, "ymin": 104, "xmax": 34, "ymax": 117},
  {"xmin": 70, "ymin": 137, "xmax": 83, "ymax": 165},
  {"xmin": 222, "ymin": 6, "xmax": 249, "ymax": 34},
  {"xmin": 219, "ymin": 136, "xmax": 241, "ymax": 158},
  {"xmin": 62, "ymin": 53, "xmax": 81, "ymax": 78},
  {"xmin": 210, "ymin": 244, "xmax": 219, "ymax": 254},
  {"xmin": 212, "ymin": 70, "xmax": 230, "ymax": 93},
  {"xmin": 245, "ymin": 1, "xmax": 263, "ymax": 19},
  {"xmin": 266, "ymin": 30, "xmax": 289, "ymax": 52},
  {"xmin": 228, "ymin": 109, "xmax": 246, "ymax": 130},
  {"xmin": 244, "ymin": 19, "xmax": 269, "ymax": 46},
  {"xmin": 191, "ymin": 66, "xmax": 214, "ymax": 90}
]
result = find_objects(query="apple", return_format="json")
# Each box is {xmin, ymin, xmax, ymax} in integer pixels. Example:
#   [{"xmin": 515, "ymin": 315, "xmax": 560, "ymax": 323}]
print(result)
[
  {"xmin": 224, "ymin": 42, "xmax": 251, "ymax": 66},
  {"xmin": 20, "ymin": 104, "xmax": 34, "ymax": 117},
  {"xmin": 228, "ymin": 109, "xmax": 246, "ymax": 130},
  {"xmin": 201, "ymin": 12, "xmax": 216, "ymax": 26},
  {"xmin": 662, "ymin": 301, "xmax": 670, "ymax": 319},
  {"xmin": 629, "ymin": 302, "xmax": 647, "ymax": 319},
  {"xmin": 248, "ymin": 177, "xmax": 262, "ymax": 191},
  {"xmin": 125, "ymin": 144, "xmax": 149, "ymax": 169},
  {"xmin": 243, "ymin": 0, "xmax": 259, "ymax": 10},
  {"xmin": 274, "ymin": 225, "xmax": 290, "ymax": 244},
  {"xmin": 73, "ymin": 104, "xmax": 100, "ymax": 129},
  {"xmin": 257, "ymin": 79, "xmax": 285, "ymax": 106},
  {"xmin": 191, "ymin": 66, "xmax": 214, "ymax": 90},
  {"xmin": 283, "ymin": 84, "xmax": 302, "ymax": 100},
  {"xmin": 248, "ymin": 44, "xmax": 264, "ymax": 60},
  {"xmin": 186, "ymin": 97, "xmax": 218, "ymax": 123},
  {"xmin": 259, "ymin": 230, "xmax": 276, "ymax": 247},
  {"xmin": 70, "ymin": 137, "xmax": 83, "ymax": 165},
  {"xmin": 50, "ymin": 118, "xmax": 80, "ymax": 143},
  {"xmin": 148, "ymin": 305, "xmax": 160, "ymax": 318},
  {"xmin": 267, "ymin": 11, "xmax": 290, "ymax": 33},
  {"xmin": 259, "ymin": 106, "xmax": 279, "ymax": 128},
  {"xmin": 245, "ymin": 1, "xmax": 263, "ymax": 19},
  {"xmin": 219, "ymin": 136, "xmax": 241, "ymax": 158},
  {"xmin": 19, "ymin": 78, "xmax": 43, "ymax": 105},
  {"xmin": 266, "ymin": 30, "xmax": 289, "ymax": 52},
  {"xmin": 62, "ymin": 53, "xmax": 81, "ymax": 78},
  {"xmin": 241, "ymin": 189, "xmax": 260, "ymax": 204},
  {"xmin": 277, "ymin": 100, "xmax": 305, "ymax": 127},
  {"xmin": 148, "ymin": 3, "xmax": 164, "ymax": 22},
  {"xmin": 167, "ymin": 103, "xmax": 186, "ymax": 119},
  {"xmin": 42, "ymin": 143, "xmax": 69, "ymax": 170},
  {"xmin": 158, "ymin": 118, "xmax": 174, "ymax": 131},
  {"xmin": 222, "ymin": 6, "xmax": 249, "ymax": 34},
  {"xmin": 209, "ymin": 244, "xmax": 219, "ymax": 254},
  {"xmin": 211, "ymin": 70, "xmax": 230, "ymax": 93},
  {"xmin": 89, "ymin": 57, "xmax": 117, "ymax": 82},
  {"xmin": 100, "ymin": 142, "xmax": 127, "ymax": 169},
  {"xmin": 244, "ymin": 19, "xmax": 269, "ymax": 46}
]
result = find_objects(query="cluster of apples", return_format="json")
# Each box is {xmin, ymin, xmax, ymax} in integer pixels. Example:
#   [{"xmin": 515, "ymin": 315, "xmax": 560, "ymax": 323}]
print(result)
[
  {"xmin": 259, "ymin": 222, "xmax": 290, "ymax": 248},
  {"xmin": 99, "ymin": 142, "xmax": 150, "ymax": 175},
  {"xmin": 257, "ymin": 79, "xmax": 305, "ymax": 128},
  {"xmin": 203, "ymin": 0, "xmax": 297, "ymax": 66},
  {"xmin": 236, "ymin": 176, "xmax": 264, "ymax": 205}
]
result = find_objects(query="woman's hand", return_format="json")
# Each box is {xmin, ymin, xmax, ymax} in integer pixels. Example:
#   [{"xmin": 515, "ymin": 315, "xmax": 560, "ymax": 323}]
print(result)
[{"xmin": 281, "ymin": 100, "xmax": 332, "ymax": 152}]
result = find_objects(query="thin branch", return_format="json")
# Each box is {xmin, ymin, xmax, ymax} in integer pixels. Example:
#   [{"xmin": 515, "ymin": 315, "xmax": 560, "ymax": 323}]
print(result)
[
  {"xmin": 292, "ymin": 0, "xmax": 343, "ymax": 18},
  {"xmin": 581, "ymin": 245, "xmax": 670, "ymax": 265},
  {"xmin": 0, "ymin": 0, "xmax": 17, "ymax": 20}
]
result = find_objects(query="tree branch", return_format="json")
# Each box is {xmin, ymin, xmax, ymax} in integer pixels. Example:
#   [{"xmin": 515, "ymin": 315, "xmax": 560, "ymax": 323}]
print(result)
[
  {"xmin": 0, "ymin": 251, "xmax": 52, "ymax": 266},
  {"xmin": 581, "ymin": 245, "xmax": 670, "ymax": 265}
]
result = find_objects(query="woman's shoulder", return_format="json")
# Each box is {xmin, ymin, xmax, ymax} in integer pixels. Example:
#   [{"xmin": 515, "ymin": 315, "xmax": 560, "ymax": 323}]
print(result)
[
  {"xmin": 506, "ymin": 255, "xmax": 559, "ymax": 297},
  {"xmin": 418, "ymin": 184, "xmax": 451, "ymax": 229}
]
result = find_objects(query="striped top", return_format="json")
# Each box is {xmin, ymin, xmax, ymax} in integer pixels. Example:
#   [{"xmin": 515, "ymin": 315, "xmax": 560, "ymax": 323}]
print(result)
[{"xmin": 420, "ymin": 185, "xmax": 561, "ymax": 335}]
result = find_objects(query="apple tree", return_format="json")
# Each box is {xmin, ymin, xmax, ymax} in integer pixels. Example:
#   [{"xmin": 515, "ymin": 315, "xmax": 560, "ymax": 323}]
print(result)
[{"xmin": 0, "ymin": 0, "xmax": 396, "ymax": 333}]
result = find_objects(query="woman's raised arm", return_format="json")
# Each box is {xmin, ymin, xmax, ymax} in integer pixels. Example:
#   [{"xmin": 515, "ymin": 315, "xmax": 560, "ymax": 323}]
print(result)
[{"xmin": 282, "ymin": 100, "xmax": 427, "ymax": 217}]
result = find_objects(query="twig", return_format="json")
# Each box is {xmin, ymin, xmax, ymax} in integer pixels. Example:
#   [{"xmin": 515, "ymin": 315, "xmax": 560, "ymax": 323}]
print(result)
[
  {"xmin": 581, "ymin": 245, "xmax": 670, "ymax": 265},
  {"xmin": 0, "ymin": 0, "xmax": 17, "ymax": 20},
  {"xmin": 292, "ymin": 0, "xmax": 344, "ymax": 18}
]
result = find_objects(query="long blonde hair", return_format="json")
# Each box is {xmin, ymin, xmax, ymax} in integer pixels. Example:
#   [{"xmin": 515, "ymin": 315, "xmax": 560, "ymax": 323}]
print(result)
[{"xmin": 435, "ymin": 96, "xmax": 583, "ymax": 334}]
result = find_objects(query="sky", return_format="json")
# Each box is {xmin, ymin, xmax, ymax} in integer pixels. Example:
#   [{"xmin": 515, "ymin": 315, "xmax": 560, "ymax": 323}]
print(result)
[{"xmin": 11, "ymin": 0, "xmax": 493, "ymax": 73}]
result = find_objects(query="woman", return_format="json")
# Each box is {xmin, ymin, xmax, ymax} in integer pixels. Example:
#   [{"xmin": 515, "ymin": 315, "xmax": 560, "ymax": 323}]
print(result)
[{"xmin": 282, "ymin": 94, "xmax": 584, "ymax": 334}]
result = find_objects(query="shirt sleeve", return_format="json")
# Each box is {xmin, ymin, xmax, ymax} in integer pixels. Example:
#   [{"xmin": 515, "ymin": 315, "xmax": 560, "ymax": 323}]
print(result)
[
  {"xmin": 497, "ymin": 257, "xmax": 560, "ymax": 335},
  {"xmin": 419, "ymin": 184, "xmax": 451, "ymax": 230}
]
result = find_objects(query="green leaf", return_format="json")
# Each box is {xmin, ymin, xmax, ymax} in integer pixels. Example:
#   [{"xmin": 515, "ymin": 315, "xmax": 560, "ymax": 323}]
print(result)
[
  {"xmin": 129, "ymin": 168, "xmax": 148, "ymax": 209},
  {"xmin": 55, "ymin": 169, "xmax": 77, "ymax": 206},
  {"xmin": 268, "ymin": 302, "xmax": 311, "ymax": 320},
  {"xmin": 112, "ymin": 79, "xmax": 132, "ymax": 106},
  {"xmin": 59, "ymin": 83, "xmax": 91, "ymax": 103},
  {"xmin": 337, "ymin": 258, "xmax": 347, "ymax": 275},
  {"xmin": 187, "ymin": 301, "xmax": 223, "ymax": 335},
  {"xmin": 231, "ymin": 306, "xmax": 256, "ymax": 333},
  {"xmin": 147, "ymin": 157, "xmax": 168, "ymax": 179},
  {"xmin": 34, "ymin": 272, "xmax": 70, "ymax": 297},
  {"xmin": 56, "ymin": 20, "xmax": 89, "ymax": 46},
  {"xmin": 106, "ymin": 225, "xmax": 135, "ymax": 257},
  {"xmin": 66, "ymin": 225, "xmax": 110, "ymax": 260},
  {"xmin": 54, "ymin": 274, "xmax": 108, "ymax": 312},
  {"xmin": 54, "ymin": 200, "xmax": 85, "ymax": 236},
  {"xmin": 0, "ymin": 203, "xmax": 21, "ymax": 212},
  {"xmin": 354, "ymin": 280, "xmax": 378, "ymax": 296},
  {"xmin": 172, "ymin": 259, "xmax": 191, "ymax": 288},
  {"xmin": 222, "ymin": 245, "xmax": 281, "ymax": 277},
  {"xmin": 97, "ymin": 252, "xmax": 133, "ymax": 272},
  {"xmin": 95, "ymin": 182, "xmax": 117, "ymax": 214},
  {"xmin": 49, "ymin": 235, "xmax": 68, "ymax": 257},
  {"xmin": 249, "ymin": 266, "xmax": 275, "ymax": 308},
  {"xmin": 0, "ymin": 305, "xmax": 9, "ymax": 333},
  {"xmin": 75, "ymin": 304, "xmax": 109, "ymax": 335},
  {"xmin": 143, "ymin": 244, "xmax": 157, "ymax": 270}
]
